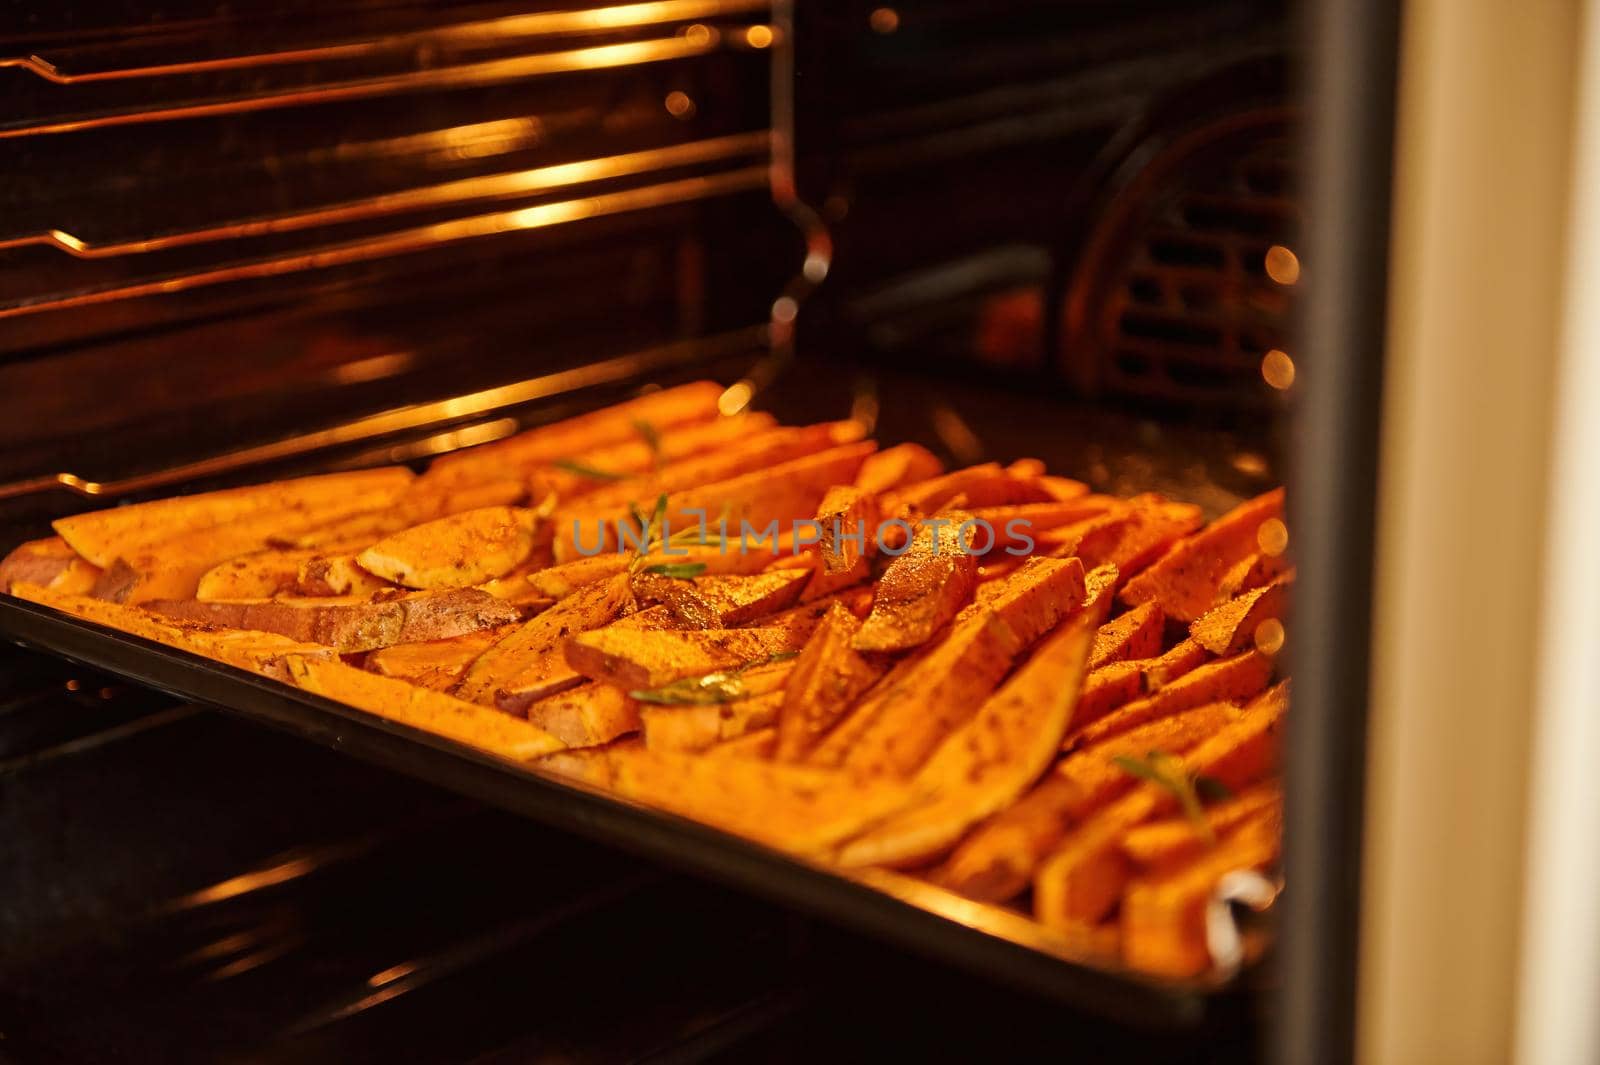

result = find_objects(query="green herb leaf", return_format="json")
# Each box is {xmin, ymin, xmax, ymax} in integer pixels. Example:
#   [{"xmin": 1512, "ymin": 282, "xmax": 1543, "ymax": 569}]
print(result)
[
  {"xmin": 553, "ymin": 459, "xmax": 625, "ymax": 481},
  {"xmin": 633, "ymin": 419, "xmax": 663, "ymax": 468},
  {"xmin": 643, "ymin": 562, "xmax": 707, "ymax": 579},
  {"xmin": 1112, "ymin": 751, "xmax": 1218, "ymax": 846}
]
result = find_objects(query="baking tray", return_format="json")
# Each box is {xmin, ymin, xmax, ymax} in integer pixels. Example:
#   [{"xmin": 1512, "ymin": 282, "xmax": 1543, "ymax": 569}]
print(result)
[{"xmin": 0, "ymin": 589, "xmax": 1260, "ymax": 1027}]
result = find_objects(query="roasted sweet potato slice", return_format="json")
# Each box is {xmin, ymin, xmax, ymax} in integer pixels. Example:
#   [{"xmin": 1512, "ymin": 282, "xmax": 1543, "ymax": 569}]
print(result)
[
  {"xmin": 705, "ymin": 727, "xmax": 778, "ymax": 760},
  {"xmin": 1119, "ymin": 488, "xmax": 1286, "ymax": 622},
  {"xmin": 774, "ymin": 603, "xmax": 885, "ymax": 762},
  {"xmin": 1120, "ymin": 781, "xmax": 1282, "ymax": 870},
  {"xmin": 287, "ymin": 656, "xmax": 565, "ymax": 761},
  {"xmin": 1217, "ymin": 550, "xmax": 1291, "ymax": 602},
  {"xmin": 52, "ymin": 467, "xmax": 414, "ymax": 570},
  {"xmin": 493, "ymin": 603, "xmax": 687, "ymax": 713},
  {"xmin": 640, "ymin": 690, "xmax": 785, "ymax": 752},
  {"xmin": 518, "ymin": 682, "xmax": 642, "ymax": 748},
  {"xmin": 1120, "ymin": 807, "xmax": 1282, "ymax": 977},
  {"xmin": 853, "ymin": 443, "xmax": 944, "ymax": 495},
  {"xmin": 564, "ymin": 626, "xmax": 808, "ymax": 691},
  {"xmin": 1033, "ymin": 683, "xmax": 1286, "ymax": 928},
  {"xmin": 1072, "ymin": 661, "xmax": 1146, "ymax": 732},
  {"xmin": 852, "ymin": 514, "xmax": 979, "ymax": 652},
  {"xmin": 0, "ymin": 537, "xmax": 100, "ymax": 594},
  {"xmin": 892, "ymin": 463, "xmax": 1061, "ymax": 513},
  {"xmin": 1189, "ymin": 571, "xmax": 1294, "ymax": 656},
  {"xmin": 417, "ymin": 380, "xmax": 725, "ymax": 490},
  {"xmin": 366, "ymin": 626, "xmax": 516, "ymax": 691},
  {"xmin": 357, "ymin": 506, "xmax": 537, "ymax": 589},
  {"xmin": 1143, "ymin": 637, "xmax": 1213, "ymax": 690},
  {"xmin": 529, "ymin": 411, "xmax": 776, "ymax": 501},
  {"xmin": 1090, "ymin": 602, "xmax": 1165, "ymax": 670},
  {"xmin": 815, "ymin": 485, "xmax": 877, "ymax": 573},
  {"xmin": 834, "ymin": 584, "xmax": 1109, "ymax": 868},
  {"xmin": 454, "ymin": 571, "xmax": 632, "ymax": 704},
  {"xmin": 295, "ymin": 554, "xmax": 394, "ymax": 597},
  {"xmin": 633, "ymin": 568, "xmax": 811, "ymax": 628},
  {"xmin": 146, "ymin": 588, "xmax": 521, "ymax": 653},
  {"xmin": 1068, "ymin": 650, "xmax": 1274, "ymax": 749},
  {"xmin": 282, "ymin": 477, "xmax": 527, "ymax": 550}
]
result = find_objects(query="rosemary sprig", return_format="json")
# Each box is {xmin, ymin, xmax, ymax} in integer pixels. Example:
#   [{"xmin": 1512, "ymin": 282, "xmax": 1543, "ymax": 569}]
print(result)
[
  {"xmin": 633, "ymin": 418, "xmax": 664, "ymax": 469},
  {"xmin": 1112, "ymin": 751, "xmax": 1231, "ymax": 845},
  {"xmin": 642, "ymin": 562, "xmax": 707, "ymax": 579},
  {"xmin": 629, "ymin": 651, "xmax": 799, "ymax": 705},
  {"xmin": 552, "ymin": 459, "xmax": 625, "ymax": 481}
]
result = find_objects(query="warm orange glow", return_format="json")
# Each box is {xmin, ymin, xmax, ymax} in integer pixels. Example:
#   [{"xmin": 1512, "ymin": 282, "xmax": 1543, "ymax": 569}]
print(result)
[
  {"xmin": 870, "ymin": 7, "xmax": 900, "ymax": 33},
  {"xmin": 663, "ymin": 90, "xmax": 695, "ymax": 118},
  {"xmin": 745, "ymin": 24, "xmax": 773, "ymax": 48},
  {"xmin": 771, "ymin": 295, "xmax": 798, "ymax": 323},
  {"xmin": 1262, "ymin": 348, "xmax": 1296, "ymax": 390},
  {"xmin": 1257, "ymin": 517, "xmax": 1289, "ymax": 557},
  {"xmin": 1264, "ymin": 244, "xmax": 1300, "ymax": 285},
  {"xmin": 683, "ymin": 23, "xmax": 713, "ymax": 45},
  {"xmin": 718, "ymin": 381, "xmax": 754, "ymax": 415},
  {"xmin": 1254, "ymin": 617, "xmax": 1286, "ymax": 655}
]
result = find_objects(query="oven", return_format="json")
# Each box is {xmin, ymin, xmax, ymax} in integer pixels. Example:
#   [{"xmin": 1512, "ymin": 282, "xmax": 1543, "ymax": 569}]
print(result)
[{"xmin": 2, "ymin": 1, "xmax": 1593, "ymax": 1062}]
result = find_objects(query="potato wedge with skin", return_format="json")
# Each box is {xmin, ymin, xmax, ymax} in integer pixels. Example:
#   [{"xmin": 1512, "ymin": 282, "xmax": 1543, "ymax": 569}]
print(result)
[
  {"xmin": 295, "ymin": 554, "xmax": 394, "ymax": 597},
  {"xmin": 10, "ymin": 583, "xmax": 334, "ymax": 678},
  {"xmin": 705, "ymin": 727, "xmax": 778, "ymax": 760},
  {"xmin": 366, "ymin": 626, "xmax": 516, "ymax": 691},
  {"xmin": 815, "ymin": 485, "xmax": 877, "ymax": 573},
  {"xmin": 1057, "ymin": 702, "xmax": 1253, "ymax": 819},
  {"xmin": 1071, "ymin": 662, "xmax": 1147, "ymax": 735},
  {"xmin": 633, "ymin": 568, "xmax": 811, "ymax": 628},
  {"xmin": 853, "ymin": 514, "xmax": 979, "ymax": 653},
  {"xmin": 564, "ymin": 626, "xmax": 807, "ymax": 691},
  {"xmin": 1121, "ymin": 782, "xmax": 1282, "ymax": 870},
  {"xmin": 283, "ymin": 477, "xmax": 527, "ymax": 550},
  {"xmin": 852, "ymin": 443, "xmax": 944, "ymax": 495},
  {"xmin": 455, "ymin": 571, "xmax": 632, "ymax": 704},
  {"xmin": 1144, "ymin": 637, "xmax": 1213, "ymax": 691},
  {"xmin": 1217, "ymin": 550, "xmax": 1291, "ymax": 603},
  {"xmin": 286, "ymin": 656, "xmax": 565, "ymax": 761},
  {"xmin": 892, "ymin": 463, "xmax": 1058, "ymax": 513},
  {"xmin": 146, "ymin": 588, "xmax": 521, "ymax": 653},
  {"xmin": 640, "ymin": 690, "xmax": 785, "ymax": 752},
  {"xmin": 357, "ymin": 506, "xmax": 537, "ymax": 589},
  {"xmin": 1068, "ymin": 650, "xmax": 1274, "ymax": 749},
  {"xmin": 597, "ymin": 745, "xmax": 913, "ymax": 856},
  {"xmin": 966, "ymin": 498, "xmax": 1124, "ymax": 553},
  {"xmin": 826, "ymin": 559, "xmax": 1087, "ymax": 777},
  {"xmin": 1090, "ymin": 602, "xmax": 1165, "ymax": 670},
  {"xmin": 1034, "ymin": 683, "xmax": 1286, "ymax": 928},
  {"xmin": 1119, "ymin": 488, "xmax": 1287, "ymax": 622},
  {"xmin": 529, "ymin": 411, "xmax": 777, "ymax": 501},
  {"xmin": 835, "ymin": 583, "xmax": 1110, "ymax": 868},
  {"xmin": 52, "ymin": 467, "xmax": 414, "ymax": 569},
  {"xmin": 519, "ymin": 682, "xmax": 642, "ymax": 748},
  {"xmin": 417, "ymin": 380, "xmax": 725, "ymax": 491},
  {"xmin": 0, "ymin": 537, "xmax": 100, "ymax": 594},
  {"xmin": 1190, "ymin": 571, "xmax": 1294, "ymax": 656},
  {"xmin": 198, "ymin": 548, "xmax": 327, "ymax": 599},
  {"xmin": 1050, "ymin": 498, "xmax": 1205, "ymax": 579},
  {"xmin": 494, "ymin": 604, "xmax": 688, "ymax": 713},
  {"xmin": 774, "ymin": 603, "xmax": 885, "ymax": 762},
  {"xmin": 1121, "ymin": 808, "xmax": 1282, "ymax": 977}
]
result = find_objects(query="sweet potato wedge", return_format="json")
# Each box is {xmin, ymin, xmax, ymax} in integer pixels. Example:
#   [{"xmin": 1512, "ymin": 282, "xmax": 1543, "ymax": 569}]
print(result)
[
  {"xmin": 1217, "ymin": 550, "xmax": 1291, "ymax": 603},
  {"xmin": 966, "ymin": 499, "xmax": 1123, "ymax": 553},
  {"xmin": 357, "ymin": 506, "xmax": 538, "ymax": 589},
  {"xmin": 295, "ymin": 554, "xmax": 394, "ymax": 597},
  {"xmin": 640, "ymin": 690, "xmax": 785, "ymax": 752},
  {"xmin": 632, "ymin": 568, "xmax": 811, "ymax": 628},
  {"xmin": 1189, "ymin": 571, "xmax": 1294, "ymax": 656},
  {"xmin": 195, "ymin": 548, "xmax": 324, "ymax": 599},
  {"xmin": 1120, "ymin": 808, "xmax": 1282, "ymax": 977},
  {"xmin": 519, "ymin": 682, "xmax": 642, "ymax": 748},
  {"xmin": 282, "ymin": 477, "xmax": 527, "ymax": 550},
  {"xmin": 416, "ymin": 380, "xmax": 725, "ymax": 490},
  {"xmin": 1068, "ymin": 650, "xmax": 1274, "ymax": 749},
  {"xmin": 286, "ymin": 656, "xmax": 565, "ymax": 761},
  {"xmin": 852, "ymin": 514, "xmax": 979, "ymax": 652},
  {"xmin": 1119, "ymin": 488, "xmax": 1286, "ymax": 622},
  {"xmin": 11, "ymin": 583, "xmax": 334, "ymax": 677},
  {"xmin": 564, "ymin": 625, "xmax": 807, "ymax": 691},
  {"xmin": 52, "ymin": 467, "xmax": 415, "ymax": 570},
  {"xmin": 598, "ymin": 745, "xmax": 913, "ymax": 855},
  {"xmin": 0, "ymin": 537, "xmax": 100, "ymax": 594},
  {"xmin": 1033, "ymin": 683, "xmax": 1286, "ymax": 928},
  {"xmin": 815, "ymin": 485, "xmax": 877, "ymax": 573},
  {"xmin": 705, "ymin": 727, "xmax": 778, "ymax": 760},
  {"xmin": 773, "ymin": 603, "xmax": 885, "ymax": 762},
  {"xmin": 146, "ymin": 588, "xmax": 521, "ymax": 653},
  {"xmin": 892, "ymin": 463, "xmax": 1057, "ymax": 513},
  {"xmin": 1121, "ymin": 781, "xmax": 1282, "ymax": 871},
  {"xmin": 454, "ymin": 571, "xmax": 632, "ymax": 704},
  {"xmin": 1143, "ymin": 637, "xmax": 1213, "ymax": 691},
  {"xmin": 529, "ymin": 411, "xmax": 776, "ymax": 501},
  {"xmin": 1090, "ymin": 602, "xmax": 1165, "ymax": 670},
  {"xmin": 834, "ymin": 583, "xmax": 1109, "ymax": 868},
  {"xmin": 853, "ymin": 443, "xmax": 944, "ymax": 495},
  {"xmin": 366, "ymin": 626, "xmax": 515, "ymax": 691}
]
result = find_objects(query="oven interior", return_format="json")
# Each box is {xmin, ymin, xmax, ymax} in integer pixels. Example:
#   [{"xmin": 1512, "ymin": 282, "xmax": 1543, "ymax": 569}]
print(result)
[{"xmin": 1, "ymin": 0, "xmax": 1295, "ymax": 1059}]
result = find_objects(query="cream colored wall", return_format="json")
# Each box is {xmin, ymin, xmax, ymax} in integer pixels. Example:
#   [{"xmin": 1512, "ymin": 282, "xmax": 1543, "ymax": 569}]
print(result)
[{"xmin": 1358, "ymin": 1, "xmax": 1579, "ymax": 1062}]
